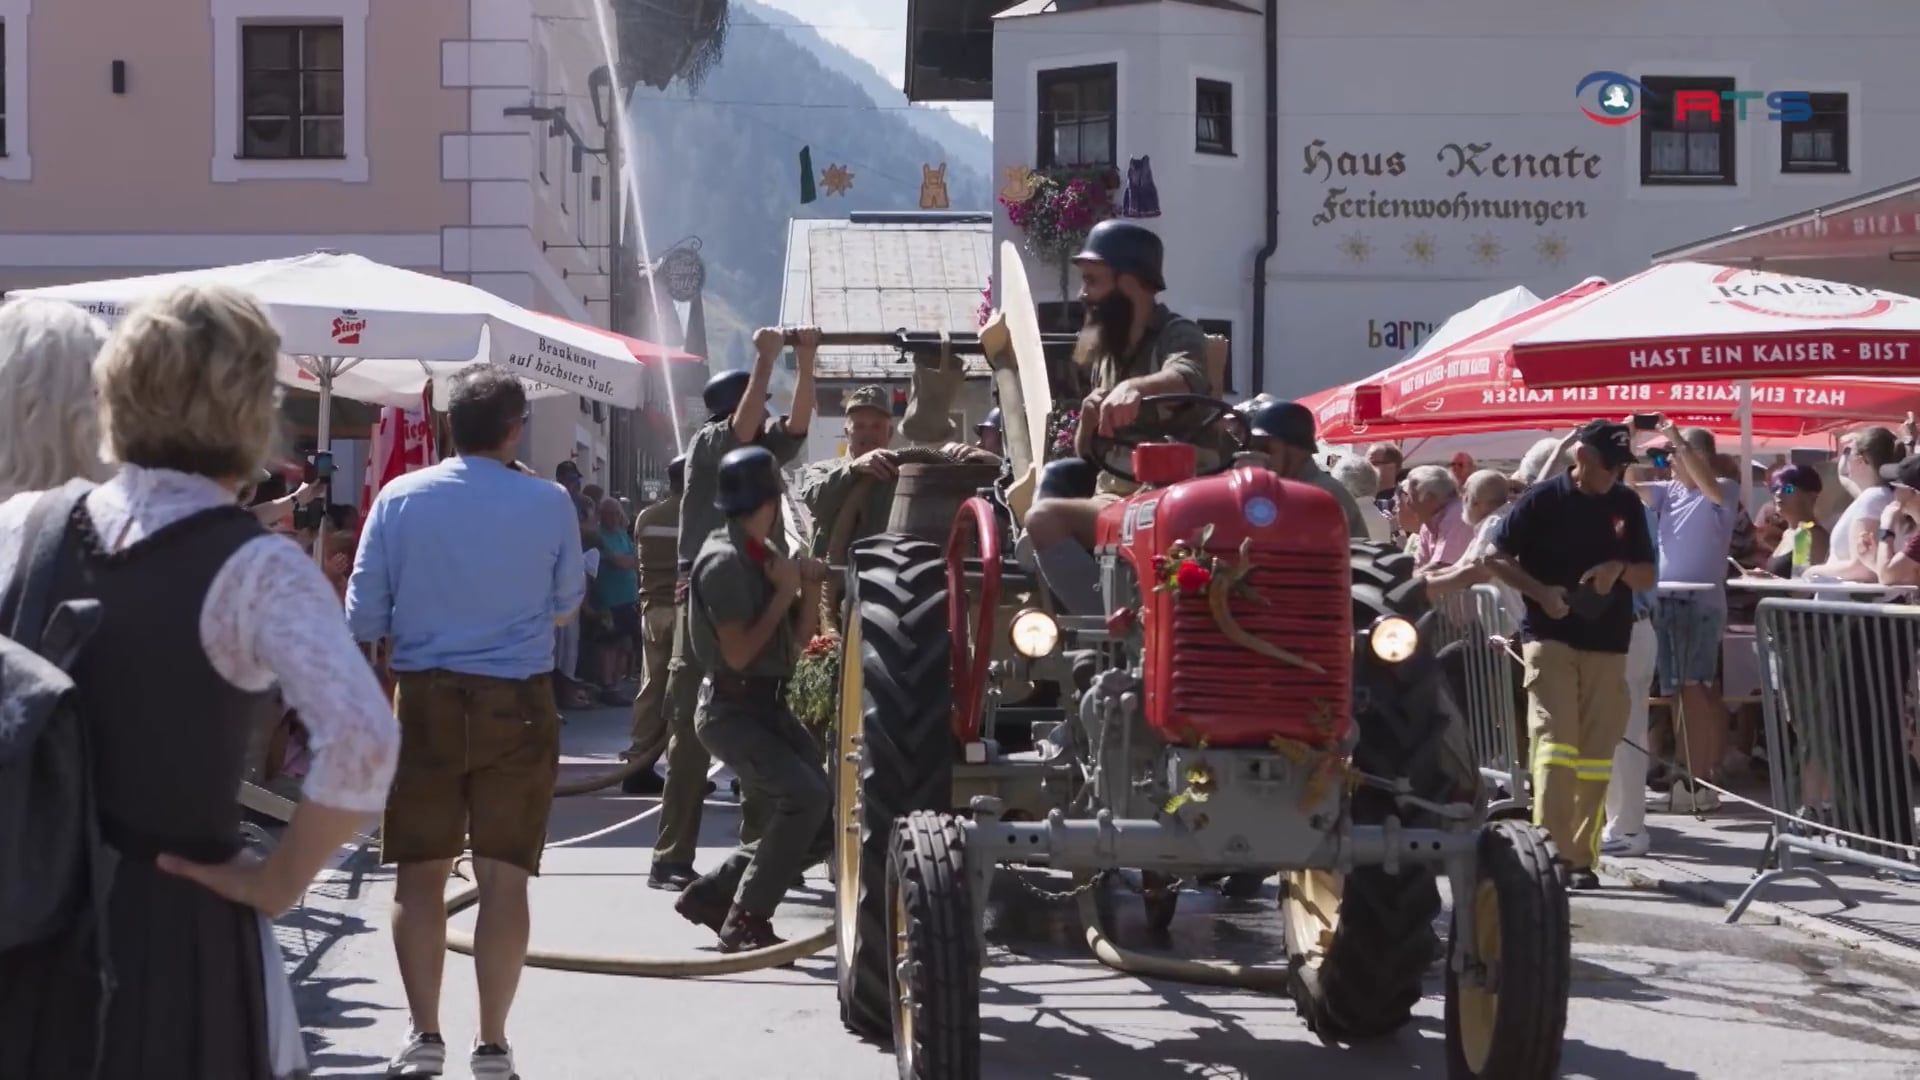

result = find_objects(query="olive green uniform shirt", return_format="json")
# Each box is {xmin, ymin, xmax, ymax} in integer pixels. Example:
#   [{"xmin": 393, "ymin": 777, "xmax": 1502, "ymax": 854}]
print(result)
[
  {"xmin": 678, "ymin": 416, "xmax": 807, "ymax": 566},
  {"xmin": 1294, "ymin": 459, "xmax": 1370, "ymax": 540},
  {"xmin": 1087, "ymin": 304, "xmax": 1215, "ymax": 494},
  {"xmin": 632, "ymin": 493, "xmax": 681, "ymax": 607},
  {"xmin": 687, "ymin": 521, "xmax": 800, "ymax": 678},
  {"xmin": 795, "ymin": 457, "xmax": 896, "ymax": 558}
]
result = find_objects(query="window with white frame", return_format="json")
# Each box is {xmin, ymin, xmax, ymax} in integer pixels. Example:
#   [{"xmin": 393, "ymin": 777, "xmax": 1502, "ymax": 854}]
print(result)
[
  {"xmin": 1037, "ymin": 64, "xmax": 1116, "ymax": 170},
  {"xmin": 1640, "ymin": 75, "xmax": 1735, "ymax": 186},
  {"xmin": 240, "ymin": 24, "xmax": 345, "ymax": 159},
  {"xmin": 212, "ymin": 0, "xmax": 368, "ymax": 182},
  {"xmin": 1195, "ymin": 79, "xmax": 1232, "ymax": 156},
  {"xmin": 1781, "ymin": 92, "xmax": 1849, "ymax": 174}
]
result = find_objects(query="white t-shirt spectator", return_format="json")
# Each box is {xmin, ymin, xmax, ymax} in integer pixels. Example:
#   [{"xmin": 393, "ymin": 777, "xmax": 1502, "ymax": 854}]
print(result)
[
  {"xmin": 583, "ymin": 547, "xmax": 602, "ymax": 578},
  {"xmin": 1829, "ymin": 484, "xmax": 1894, "ymax": 565}
]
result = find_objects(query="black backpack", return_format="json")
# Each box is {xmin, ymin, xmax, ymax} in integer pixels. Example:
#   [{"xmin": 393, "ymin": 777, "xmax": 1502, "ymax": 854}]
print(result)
[{"xmin": 0, "ymin": 480, "xmax": 109, "ymax": 956}]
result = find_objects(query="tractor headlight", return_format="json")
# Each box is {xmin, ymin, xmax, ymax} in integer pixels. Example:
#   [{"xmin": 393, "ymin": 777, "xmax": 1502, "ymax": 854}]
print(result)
[
  {"xmin": 1367, "ymin": 615, "xmax": 1419, "ymax": 664},
  {"xmin": 1010, "ymin": 608, "xmax": 1061, "ymax": 658}
]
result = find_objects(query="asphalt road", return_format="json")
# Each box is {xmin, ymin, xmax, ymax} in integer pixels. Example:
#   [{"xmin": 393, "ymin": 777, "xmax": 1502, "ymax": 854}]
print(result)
[{"xmin": 289, "ymin": 783, "xmax": 1920, "ymax": 1080}]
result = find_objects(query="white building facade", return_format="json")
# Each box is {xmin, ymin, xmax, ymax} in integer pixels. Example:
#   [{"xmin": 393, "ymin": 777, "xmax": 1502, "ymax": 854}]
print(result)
[{"xmin": 989, "ymin": 0, "xmax": 1920, "ymax": 399}]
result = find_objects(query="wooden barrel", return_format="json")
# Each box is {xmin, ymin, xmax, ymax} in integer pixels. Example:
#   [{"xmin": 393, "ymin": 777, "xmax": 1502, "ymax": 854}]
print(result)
[{"xmin": 887, "ymin": 462, "xmax": 1003, "ymax": 542}]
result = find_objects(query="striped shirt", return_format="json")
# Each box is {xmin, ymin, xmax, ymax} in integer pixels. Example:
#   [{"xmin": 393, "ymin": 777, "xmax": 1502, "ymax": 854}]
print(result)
[{"xmin": 633, "ymin": 494, "xmax": 681, "ymax": 606}]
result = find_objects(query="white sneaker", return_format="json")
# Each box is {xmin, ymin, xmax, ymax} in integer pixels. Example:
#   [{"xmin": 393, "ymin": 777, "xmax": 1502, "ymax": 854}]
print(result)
[
  {"xmin": 387, "ymin": 1031, "xmax": 446, "ymax": 1077},
  {"xmin": 1652, "ymin": 783, "xmax": 1720, "ymax": 814},
  {"xmin": 1600, "ymin": 830, "xmax": 1651, "ymax": 857},
  {"xmin": 470, "ymin": 1042, "xmax": 519, "ymax": 1080}
]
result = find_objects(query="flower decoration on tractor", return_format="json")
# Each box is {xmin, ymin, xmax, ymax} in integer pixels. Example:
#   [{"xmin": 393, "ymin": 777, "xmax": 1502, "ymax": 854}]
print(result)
[
  {"xmin": 786, "ymin": 631, "xmax": 842, "ymax": 740},
  {"xmin": 1150, "ymin": 527, "xmax": 1326, "ymax": 676}
]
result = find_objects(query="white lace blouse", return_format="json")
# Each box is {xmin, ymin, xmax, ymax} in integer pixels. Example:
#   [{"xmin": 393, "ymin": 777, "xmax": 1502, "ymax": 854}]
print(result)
[{"xmin": 0, "ymin": 466, "xmax": 399, "ymax": 813}]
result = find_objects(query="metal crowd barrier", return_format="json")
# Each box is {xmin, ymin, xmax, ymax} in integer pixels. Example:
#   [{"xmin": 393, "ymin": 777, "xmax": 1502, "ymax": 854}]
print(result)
[
  {"xmin": 1737, "ymin": 597, "xmax": 1920, "ymax": 921},
  {"xmin": 1426, "ymin": 583, "xmax": 1528, "ymax": 818}
]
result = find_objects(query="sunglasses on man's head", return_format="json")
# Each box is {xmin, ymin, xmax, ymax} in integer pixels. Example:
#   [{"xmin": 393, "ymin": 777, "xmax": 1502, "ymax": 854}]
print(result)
[{"xmin": 1773, "ymin": 483, "xmax": 1797, "ymax": 496}]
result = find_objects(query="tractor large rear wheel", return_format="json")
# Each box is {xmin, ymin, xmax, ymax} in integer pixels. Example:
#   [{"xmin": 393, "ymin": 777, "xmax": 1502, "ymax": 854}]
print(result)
[
  {"xmin": 836, "ymin": 535, "xmax": 955, "ymax": 1040},
  {"xmin": 1284, "ymin": 541, "xmax": 1466, "ymax": 1043}
]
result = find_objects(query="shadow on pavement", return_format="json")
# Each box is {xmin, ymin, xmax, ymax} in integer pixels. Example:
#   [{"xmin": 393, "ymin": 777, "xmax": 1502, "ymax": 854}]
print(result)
[{"xmin": 297, "ymin": 975, "xmax": 397, "ymax": 1075}]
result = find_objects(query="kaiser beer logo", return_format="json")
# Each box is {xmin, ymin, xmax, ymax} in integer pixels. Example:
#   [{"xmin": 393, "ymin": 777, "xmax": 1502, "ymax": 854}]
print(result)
[
  {"xmin": 1708, "ymin": 266, "xmax": 1898, "ymax": 322},
  {"xmin": 331, "ymin": 310, "xmax": 367, "ymax": 346}
]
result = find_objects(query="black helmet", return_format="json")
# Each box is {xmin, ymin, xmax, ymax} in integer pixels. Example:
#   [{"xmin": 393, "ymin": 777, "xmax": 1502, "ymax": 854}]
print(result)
[
  {"xmin": 667, "ymin": 454, "xmax": 687, "ymax": 496},
  {"xmin": 1072, "ymin": 220, "xmax": 1166, "ymax": 291},
  {"xmin": 714, "ymin": 445, "xmax": 783, "ymax": 516},
  {"xmin": 1247, "ymin": 400, "xmax": 1317, "ymax": 451},
  {"xmin": 702, "ymin": 369, "xmax": 762, "ymax": 420},
  {"xmin": 976, "ymin": 407, "xmax": 1003, "ymax": 432}
]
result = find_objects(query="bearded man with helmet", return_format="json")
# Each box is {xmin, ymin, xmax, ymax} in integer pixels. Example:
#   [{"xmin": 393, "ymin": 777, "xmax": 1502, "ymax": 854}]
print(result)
[{"xmin": 1024, "ymin": 220, "xmax": 1215, "ymax": 615}]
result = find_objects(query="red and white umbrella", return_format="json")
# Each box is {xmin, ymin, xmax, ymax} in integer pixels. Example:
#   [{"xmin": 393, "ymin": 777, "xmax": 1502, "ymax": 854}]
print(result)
[
  {"xmin": 1512, "ymin": 261, "xmax": 1920, "ymax": 388},
  {"xmin": 1364, "ymin": 279, "xmax": 1611, "ymax": 421}
]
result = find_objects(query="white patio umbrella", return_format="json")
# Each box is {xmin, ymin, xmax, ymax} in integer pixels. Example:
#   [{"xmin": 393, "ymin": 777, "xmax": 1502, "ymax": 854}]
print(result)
[{"xmin": 7, "ymin": 250, "xmax": 646, "ymax": 449}]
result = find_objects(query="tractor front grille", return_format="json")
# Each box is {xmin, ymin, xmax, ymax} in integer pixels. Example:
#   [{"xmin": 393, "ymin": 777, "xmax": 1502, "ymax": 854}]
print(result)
[{"xmin": 1156, "ymin": 548, "xmax": 1352, "ymax": 747}]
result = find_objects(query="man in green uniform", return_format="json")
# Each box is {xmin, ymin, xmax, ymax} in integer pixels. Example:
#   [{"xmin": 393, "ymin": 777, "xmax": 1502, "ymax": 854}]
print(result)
[
  {"xmin": 794, "ymin": 384, "xmax": 898, "ymax": 557},
  {"xmin": 1025, "ymin": 220, "xmax": 1213, "ymax": 615},
  {"xmin": 620, "ymin": 455, "xmax": 685, "ymax": 795},
  {"xmin": 975, "ymin": 407, "xmax": 1004, "ymax": 458},
  {"xmin": 672, "ymin": 445, "xmax": 832, "ymax": 951},
  {"xmin": 795, "ymin": 385, "xmax": 1000, "ymax": 556},
  {"xmin": 1244, "ymin": 399, "xmax": 1369, "ymax": 539},
  {"xmin": 649, "ymin": 326, "xmax": 818, "ymax": 891}
]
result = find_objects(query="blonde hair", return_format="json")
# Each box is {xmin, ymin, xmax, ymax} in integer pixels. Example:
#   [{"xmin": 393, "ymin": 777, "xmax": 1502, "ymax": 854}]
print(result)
[
  {"xmin": 0, "ymin": 298, "xmax": 113, "ymax": 499},
  {"xmin": 94, "ymin": 284, "xmax": 283, "ymax": 479}
]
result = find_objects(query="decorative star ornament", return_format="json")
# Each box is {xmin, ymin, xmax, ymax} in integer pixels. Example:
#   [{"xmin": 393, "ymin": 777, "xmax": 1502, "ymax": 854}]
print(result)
[
  {"xmin": 1470, "ymin": 232, "xmax": 1503, "ymax": 266},
  {"xmin": 820, "ymin": 163, "xmax": 854, "ymax": 196},
  {"xmin": 999, "ymin": 164, "xmax": 1037, "ymax": 204},
  {"xmin": 1338, "ymin": 232, "xmax": 1372, "ymax": 264},
  {"xmin": 1403, "ymin": 232, "xmax": 1437, "ymax": 266},
  {"xmin": 1535, "ymin": 233, "xmax": 1569, "ymax": 267}
]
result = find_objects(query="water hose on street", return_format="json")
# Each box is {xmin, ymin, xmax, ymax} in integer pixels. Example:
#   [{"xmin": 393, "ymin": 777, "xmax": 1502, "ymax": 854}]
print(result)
[
  {"xmin": 1071, "ymin": 876, "xmax": 1294, "ymax": 991},
  {"xmin": 441, "ymin": 767, "xmax": 831, "ymax": 977}
]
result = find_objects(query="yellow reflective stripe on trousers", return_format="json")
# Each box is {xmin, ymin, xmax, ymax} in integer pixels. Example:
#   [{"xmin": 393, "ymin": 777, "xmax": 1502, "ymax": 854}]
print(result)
[
  {"xmin": 1572, "ymin": 758, "xmax": 1612, "ymax": 782},
  {"xmin": 1534, "ymin": 741, "xmax": 1581, "ymax": 767}
]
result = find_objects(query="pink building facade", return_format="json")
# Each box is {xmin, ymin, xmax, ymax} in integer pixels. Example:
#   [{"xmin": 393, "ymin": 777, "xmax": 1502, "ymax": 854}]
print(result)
[{"xmin": 0, "ymin": 0, "xmax": 636, "ymax": 485}]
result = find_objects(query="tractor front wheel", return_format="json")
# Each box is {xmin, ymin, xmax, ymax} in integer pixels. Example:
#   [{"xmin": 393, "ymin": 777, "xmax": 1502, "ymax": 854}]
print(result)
[
  {"xmin": 1284, "ymin": 541, "xmax": 1461, "ymax": 1043},
  {"xmin": 888, "ymin": 811, "xmax": 981, "ymax": 1080},
  {"xmin": 836, "ymin": 535, "xmax": 955, "ymax": 1040},
  {"xmin": 1445, "ymin": 819, "xmax": 1571, "ymax": 1078}
]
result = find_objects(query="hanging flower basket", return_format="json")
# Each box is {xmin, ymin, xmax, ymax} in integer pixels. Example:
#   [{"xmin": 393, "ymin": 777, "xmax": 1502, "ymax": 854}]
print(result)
[
  {"xmin": 999, "ymin": 167, "xmax": 1117, "ymax": 307},
  {"xmin": 787, "ymin": 631, "xmax": 842, "ymax": 740},
  {"xmin": 976, "ymin": 274, "xmax": 993, "ymax": 329}
]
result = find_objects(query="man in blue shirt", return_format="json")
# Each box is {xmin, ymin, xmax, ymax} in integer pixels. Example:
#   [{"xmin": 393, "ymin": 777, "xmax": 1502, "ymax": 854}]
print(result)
[{"xmin": 346, "ymin": 366, "xmax": 583, "ymax": 1080}]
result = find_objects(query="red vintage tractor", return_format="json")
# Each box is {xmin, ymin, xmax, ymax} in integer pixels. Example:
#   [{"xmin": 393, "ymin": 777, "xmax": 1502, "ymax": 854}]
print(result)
[{"xmin": 831, "ymin": 393, "xmax": 1571, "ymax": 1080}]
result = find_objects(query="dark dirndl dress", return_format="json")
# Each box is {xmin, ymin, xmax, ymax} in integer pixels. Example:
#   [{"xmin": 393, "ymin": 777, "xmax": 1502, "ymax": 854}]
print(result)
[{"xmin": 0, "ymin": 502, "xmax": 284, "ymax": 1079}]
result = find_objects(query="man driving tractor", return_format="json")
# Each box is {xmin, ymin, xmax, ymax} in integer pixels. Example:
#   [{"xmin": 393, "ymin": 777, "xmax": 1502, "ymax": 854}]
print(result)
[{"xmin": 1024, "ymin": 220, "xmax": 1215, "ymax": 616}]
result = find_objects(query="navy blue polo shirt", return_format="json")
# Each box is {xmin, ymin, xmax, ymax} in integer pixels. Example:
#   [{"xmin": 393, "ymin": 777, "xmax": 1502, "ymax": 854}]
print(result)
[{"xmin": 1491, "ymin": 472, "xmax": 1655, "ymax": 655}]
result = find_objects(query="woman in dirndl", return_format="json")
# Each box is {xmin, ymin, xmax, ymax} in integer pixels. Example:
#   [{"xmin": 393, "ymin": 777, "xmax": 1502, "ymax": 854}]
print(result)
[{"xmin": 0, "ymin": 283, "xmax": 399, "ymax": 1078}]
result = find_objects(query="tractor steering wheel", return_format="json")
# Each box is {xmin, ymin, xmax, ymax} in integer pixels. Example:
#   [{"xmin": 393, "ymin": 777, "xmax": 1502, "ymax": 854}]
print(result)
[{"xmin": 1087, "ymin": 393, "xmax": 1242, "ymax": 485}]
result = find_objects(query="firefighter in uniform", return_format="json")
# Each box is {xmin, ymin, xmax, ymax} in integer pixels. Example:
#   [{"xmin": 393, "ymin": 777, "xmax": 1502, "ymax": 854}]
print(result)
[
  {"xmin": 671, "ymin": 445, "xmax": 832, "ymax": 951},
  {"xmin": 1024, "ymin": 219, "xmax": 1215, "ymax": 615},
  {"xmin": 620, "ymin": 454, "xmax": 686, "ymax": 795},
  {"xmin": 648, "ymin": 326, "xmax": 818, "ymax": 891}
]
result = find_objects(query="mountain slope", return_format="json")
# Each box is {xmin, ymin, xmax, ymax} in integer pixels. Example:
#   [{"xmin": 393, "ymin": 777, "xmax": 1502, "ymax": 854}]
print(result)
[
  {"xmin": 625, "ymin": 3, "xmax": 991, "ymax": 368},
  {"xmin": 742, "ymin": 0, "xmax": 993, "ymax": 169}
]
